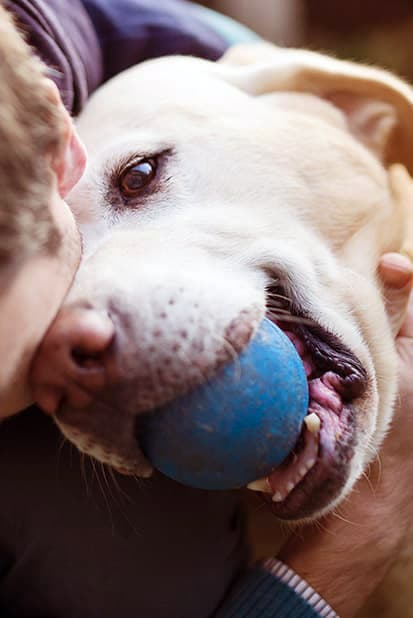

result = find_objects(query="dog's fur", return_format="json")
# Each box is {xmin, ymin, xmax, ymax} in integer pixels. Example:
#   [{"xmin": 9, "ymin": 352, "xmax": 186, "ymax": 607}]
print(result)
[{"xmin": 35, "ymin": 43, "xmax": 413, "ymax": 611}]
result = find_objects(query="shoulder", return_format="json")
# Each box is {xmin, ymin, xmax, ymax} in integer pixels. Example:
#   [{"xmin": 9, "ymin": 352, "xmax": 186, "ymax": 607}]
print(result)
[{"xmin": 4, "ymin": 0, "xmax": 103, "ymax": 114}]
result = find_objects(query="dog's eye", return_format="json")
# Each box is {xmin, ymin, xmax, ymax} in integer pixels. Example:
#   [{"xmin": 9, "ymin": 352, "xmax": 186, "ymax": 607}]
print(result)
[{"xmin": 118, "ymin": 158, "xmax": 157, "ymax": 197}]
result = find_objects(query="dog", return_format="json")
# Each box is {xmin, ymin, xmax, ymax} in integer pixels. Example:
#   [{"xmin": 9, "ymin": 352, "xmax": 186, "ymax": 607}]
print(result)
[{"xmin": 31, "ymin": 42, "xmax": 413, "ymax": 572}]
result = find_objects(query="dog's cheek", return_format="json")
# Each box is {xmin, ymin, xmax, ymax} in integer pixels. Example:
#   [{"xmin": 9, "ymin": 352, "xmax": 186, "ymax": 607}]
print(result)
[{"xmin": 348, "ymin": 286, "xmax": 398, "ymax": 444}]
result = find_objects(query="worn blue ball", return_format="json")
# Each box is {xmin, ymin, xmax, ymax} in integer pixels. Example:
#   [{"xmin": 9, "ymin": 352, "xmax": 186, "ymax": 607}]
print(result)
[{"xmin": 141, "ymin": 317, "xmax": 309, "ymax": 490}]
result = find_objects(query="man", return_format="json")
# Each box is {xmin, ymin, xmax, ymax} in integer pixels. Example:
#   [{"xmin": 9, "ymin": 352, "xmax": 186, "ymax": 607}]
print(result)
[{"xmin": 0, "ymin": 2, "xmax": 412, "ymax": 616}]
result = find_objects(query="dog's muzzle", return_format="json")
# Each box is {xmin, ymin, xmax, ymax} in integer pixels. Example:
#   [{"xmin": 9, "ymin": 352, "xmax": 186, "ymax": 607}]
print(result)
[{"xmin": 30, "ymin": 296, "xmax": 262, "ymax": 475}]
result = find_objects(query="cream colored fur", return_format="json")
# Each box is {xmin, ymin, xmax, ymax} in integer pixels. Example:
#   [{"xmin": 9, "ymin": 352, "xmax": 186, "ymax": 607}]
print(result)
[{"xmin": 64, "ymin": 44, "xmax": 413, "ymax": 615}]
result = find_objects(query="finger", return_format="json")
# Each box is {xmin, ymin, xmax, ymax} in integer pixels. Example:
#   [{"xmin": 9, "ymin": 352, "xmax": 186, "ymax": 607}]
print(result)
[
  {"xmin": 378, "ymin": 252, "xmax": 413, "ymax": 336},
  {"xmin": 388, "ymin": 165, "xmax": 413, "ymax": 261},
  {"xmin": 397, "ymin": 291, "xmax": 413, "ymax": 339}
]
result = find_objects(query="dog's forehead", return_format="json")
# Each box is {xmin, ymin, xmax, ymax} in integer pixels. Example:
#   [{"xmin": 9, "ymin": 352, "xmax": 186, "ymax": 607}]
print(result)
[
  {"xmin": 77, "ymin": 56, "xmax": 250, "ymax": 141},
  {"xmin": 75, "ymin": 54, "xmax": 390, "ymax": 229}
]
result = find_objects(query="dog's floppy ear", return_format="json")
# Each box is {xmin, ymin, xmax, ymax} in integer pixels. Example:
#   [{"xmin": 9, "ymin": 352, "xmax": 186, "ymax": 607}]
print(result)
[{"xmin": 219, "ymin": 43, "xmax": 413, "ymax": 173}]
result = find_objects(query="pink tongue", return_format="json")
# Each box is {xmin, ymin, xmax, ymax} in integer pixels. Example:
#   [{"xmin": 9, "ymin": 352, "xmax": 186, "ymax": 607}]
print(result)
[{"xmin": 309, "ymin": 372, "xmax": 343, "ymax": 414}]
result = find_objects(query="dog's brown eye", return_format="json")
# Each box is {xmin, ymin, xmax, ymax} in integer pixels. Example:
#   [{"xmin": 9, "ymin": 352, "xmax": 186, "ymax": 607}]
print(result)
[{"xmin": 119, "ymin": 158, "xmax": 157, "ymax": 197}]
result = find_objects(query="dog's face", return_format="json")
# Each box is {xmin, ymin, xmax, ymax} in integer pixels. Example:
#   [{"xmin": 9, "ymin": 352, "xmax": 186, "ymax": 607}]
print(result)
[{"xmin": 32, "ymin": 45, "xmax": 413, "ymax": 521}]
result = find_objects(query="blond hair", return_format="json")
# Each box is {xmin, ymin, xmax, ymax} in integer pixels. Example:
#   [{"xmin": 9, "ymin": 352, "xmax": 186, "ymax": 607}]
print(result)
[{"xmin": 0, "ymin": 4, "xmax": 65, "ymax": 265}]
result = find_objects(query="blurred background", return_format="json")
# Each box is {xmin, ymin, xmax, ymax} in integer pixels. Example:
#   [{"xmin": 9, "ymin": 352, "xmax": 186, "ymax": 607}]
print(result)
[{"xmin": 199, "ymin": 0, "xmax": 413, "ymax": 80}]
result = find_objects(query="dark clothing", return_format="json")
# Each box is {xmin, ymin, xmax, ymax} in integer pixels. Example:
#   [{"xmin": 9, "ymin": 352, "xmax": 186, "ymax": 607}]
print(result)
[
  {"xmin": 0, "ymin": 409, "xmax": 246, "ymax": 617},
  {"xmin": 6, "ymin": 0, "xmax": 227, "ymax": 115},
  {"xmin": 5, "ymin": 0, "xmax": 102, "ymax": 115},
  {"xmin": 81, "ymin": 0, "xmax": 227, "ymax": 83},
  {"xmin": 1, "ymin": 2, "xmax": 238, "ymax": 616}
]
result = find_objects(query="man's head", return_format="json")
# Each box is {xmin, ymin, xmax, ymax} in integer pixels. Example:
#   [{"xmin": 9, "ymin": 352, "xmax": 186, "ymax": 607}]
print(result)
[
  {"xmin": 0, "ymin": 6, "xmax": 63, "ymax": 265},
  {"xmin": 0, "ymin": 6, "xmax": 86, "ymax": 417}
]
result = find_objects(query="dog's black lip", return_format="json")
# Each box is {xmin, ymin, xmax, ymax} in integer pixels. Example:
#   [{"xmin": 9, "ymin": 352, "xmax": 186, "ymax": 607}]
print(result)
[
  {"xmin": 266, "ymin": 279, "xmax": 368, "ymax": 402},
  {"xmin": 263, "ymin": 285, "xmax": 367, "ymax": 519},
  {"xmin": 272, "ymin": 312, "xmax": 368, "ymax": 404},
  {"xmin": 296, "ymin": 320, "xmax": 368, "ymax": 401}
]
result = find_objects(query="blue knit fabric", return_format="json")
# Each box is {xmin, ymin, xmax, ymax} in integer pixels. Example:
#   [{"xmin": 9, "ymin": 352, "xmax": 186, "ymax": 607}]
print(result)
[{"xmin": 214, "ymin": 567, "xmax": 324, "ymax": 618}]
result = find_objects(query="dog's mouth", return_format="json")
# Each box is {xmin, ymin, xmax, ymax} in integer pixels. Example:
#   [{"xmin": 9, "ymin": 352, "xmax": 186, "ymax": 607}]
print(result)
[
  {"xmin": 44, "ymin": 275, "xmax": 369, "ymax": 521},
  {"xmin": 247, "ymin": 287, "xmax": 369, "ymax": 521}
]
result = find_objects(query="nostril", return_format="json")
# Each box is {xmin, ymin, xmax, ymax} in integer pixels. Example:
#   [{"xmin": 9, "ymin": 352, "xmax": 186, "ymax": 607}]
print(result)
[
  {"xmin": 71, "ymin": 347, "xmax": 105, "ymax": 369},
  {"xmin": 31, "ymin": 307, "xmax": 116, "ymax": 415},
  {"xmin": 67, "ymin": 309, "xmax": 116, "ymax": 370}
]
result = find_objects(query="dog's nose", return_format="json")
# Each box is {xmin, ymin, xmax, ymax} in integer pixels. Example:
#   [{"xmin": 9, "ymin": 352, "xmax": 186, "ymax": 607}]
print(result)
[{"xmin": 31, "ymin": 306, "xmax": 115, "ymax": 414}]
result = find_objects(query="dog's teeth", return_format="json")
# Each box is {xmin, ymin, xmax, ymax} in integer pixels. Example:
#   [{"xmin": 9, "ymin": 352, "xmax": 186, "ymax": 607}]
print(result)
[
  {"xmin": 286, "ymin": 482, "xmax": 295, "ymax": 493},
  {"xmin": 272, "ymin": 491, "xmax": 284, "ymax": 503},
  {"xmin": 247, "ymin": 478, "xmax": 272, "ymax": 493},
  {"xmin": 304, "ymin": 412, "xmax": 321, "ymax": 434},
  {"xmin": 299, "ymin": 466, "xmax": 307, "ymax": 477}
]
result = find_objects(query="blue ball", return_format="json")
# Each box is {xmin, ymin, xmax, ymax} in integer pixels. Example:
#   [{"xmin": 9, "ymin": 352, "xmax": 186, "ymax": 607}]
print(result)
[{"xmin": 141, "ymin": 317, "xmax": 309, "ymax": 490}]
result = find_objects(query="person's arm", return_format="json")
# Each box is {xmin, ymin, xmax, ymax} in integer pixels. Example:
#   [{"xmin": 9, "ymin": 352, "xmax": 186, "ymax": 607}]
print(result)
[
  {"xmin": 5, "ymin": 0, "xmax": 229, "ymax": 116},
  {"xmin": 5, "ymin": 0, "xmax": 103, "ymax": 114},
  {"xmin": 80, "ymin": 0, "xmax": 228, "ymax": 83}
]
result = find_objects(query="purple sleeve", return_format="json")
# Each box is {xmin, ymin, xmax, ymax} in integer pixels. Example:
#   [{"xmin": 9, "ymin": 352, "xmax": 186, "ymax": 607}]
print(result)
[
  {"xmin": 5, "ymin": 0, "xmax": 103, "ymax": 115},
  {"xmin": 81, "ymin": 0, "xmax": 228, "ymax": 82},
  {"xmin": 5, "ymin": 0, "xmax": 227, "ymax": 116}
]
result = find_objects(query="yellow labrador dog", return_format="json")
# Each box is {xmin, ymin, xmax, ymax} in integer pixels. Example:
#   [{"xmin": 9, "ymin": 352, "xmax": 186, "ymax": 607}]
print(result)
[{"xmin": 32, "ymin": 42, "xmax": 413, "ymax": 609}]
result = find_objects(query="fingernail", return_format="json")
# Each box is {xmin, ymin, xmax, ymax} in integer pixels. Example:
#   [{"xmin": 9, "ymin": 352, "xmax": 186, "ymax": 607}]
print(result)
[{"xmin": 379, "ymin": 253, "xmax": 413, "ymax": 288}]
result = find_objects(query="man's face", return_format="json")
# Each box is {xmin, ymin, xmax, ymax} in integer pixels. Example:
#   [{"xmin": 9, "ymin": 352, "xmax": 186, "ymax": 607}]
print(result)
[{"xmin": 0, "ymin": 103, "xmax": 86, "ymax": 418}]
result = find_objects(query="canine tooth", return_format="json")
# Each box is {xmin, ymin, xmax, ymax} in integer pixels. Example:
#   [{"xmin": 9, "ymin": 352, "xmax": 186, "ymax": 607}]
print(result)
[
  {"xmin": 286, "ymin": 482, "xmax": 295, "ymax": 493},
  {"xmin": 299, "ymin": 466, "xmax": 307, "ymax": 477},
  {"xmin": 304, "ymin": 412, "xmax": 321, "ymax": 434},
  {"xmin": 247, "ymin": 478, "xmax": 272, "ymax": 493},
  {"xmin": 272, "ymin": 491, "xmax": 284, "ymax": 503}
]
